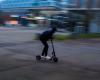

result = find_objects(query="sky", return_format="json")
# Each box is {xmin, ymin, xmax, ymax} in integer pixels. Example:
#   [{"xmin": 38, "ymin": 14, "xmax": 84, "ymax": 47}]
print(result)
[{"xmin": 0, "ymin": 0, "xmax": 4, "ymax": 2}]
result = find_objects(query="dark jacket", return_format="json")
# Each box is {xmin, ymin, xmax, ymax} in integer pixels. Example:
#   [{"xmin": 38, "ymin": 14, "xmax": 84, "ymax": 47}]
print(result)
[{"xmin": 39, "ymin": 29, "xmax": 54, "ymax": 41}]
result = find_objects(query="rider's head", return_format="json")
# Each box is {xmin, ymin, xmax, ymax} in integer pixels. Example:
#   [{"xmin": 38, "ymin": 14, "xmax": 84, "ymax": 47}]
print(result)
[{"xmin": 52, "ymin": 27, "xmax": 57, "ymax": 33}]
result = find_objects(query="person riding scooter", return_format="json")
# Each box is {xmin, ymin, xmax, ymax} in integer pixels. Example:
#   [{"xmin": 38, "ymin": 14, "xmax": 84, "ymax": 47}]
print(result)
[{"xmin": 39, "ymin": 27, "xmax": 57, "ymax": 59}]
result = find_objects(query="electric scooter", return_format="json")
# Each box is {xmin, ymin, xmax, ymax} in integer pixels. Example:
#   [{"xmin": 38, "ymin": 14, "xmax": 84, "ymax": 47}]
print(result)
[{"xmin": 36, "ymin": 40, "xmax": 58, "ymax": 62}]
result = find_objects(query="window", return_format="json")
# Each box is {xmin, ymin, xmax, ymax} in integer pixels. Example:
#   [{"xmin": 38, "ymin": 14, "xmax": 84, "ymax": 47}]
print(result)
[{"xmin": 79, "ymin": 0, "xmax": 87, "ymax": 8}]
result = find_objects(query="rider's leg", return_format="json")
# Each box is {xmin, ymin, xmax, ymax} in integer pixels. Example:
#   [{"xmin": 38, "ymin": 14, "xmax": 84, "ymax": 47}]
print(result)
[{"xmin": 41, "ymin": 41, "xmax": 48, "ymax": 57}]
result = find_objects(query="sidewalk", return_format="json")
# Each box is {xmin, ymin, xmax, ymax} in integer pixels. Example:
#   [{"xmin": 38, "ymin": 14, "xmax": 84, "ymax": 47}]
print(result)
[
  {"xmin": 0, "ymin": 27, "xmax": 17, "ymax": 31},
  {"xmin": 0, "ymin": 26, "xmax": 71, "ymax": 43}
]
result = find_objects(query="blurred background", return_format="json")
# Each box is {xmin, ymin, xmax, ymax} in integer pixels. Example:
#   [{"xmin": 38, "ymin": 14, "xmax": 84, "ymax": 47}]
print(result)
[{"xmin": 0, "ymin": 0, "xmax": 100, "ymax": 34}]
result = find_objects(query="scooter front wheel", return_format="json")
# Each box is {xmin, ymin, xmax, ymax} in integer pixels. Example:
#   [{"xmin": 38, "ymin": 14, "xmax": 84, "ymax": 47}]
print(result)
[{"xmin": 52, "ymin": 57, "xmax": 58, "ymax": 62}]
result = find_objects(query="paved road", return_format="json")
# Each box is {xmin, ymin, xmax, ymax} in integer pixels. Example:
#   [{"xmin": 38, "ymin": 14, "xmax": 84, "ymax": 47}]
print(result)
[
  {"xmin": 0, "ymin": 27, "xmax": 71, "ymax": 43},
  {"xmin": 0, "ymin": 39, "xmax": 100, "ymax": 80},
  {"xmin": 0, "ymin": 27, "xmax": 40, "ymax": 43},
  {"xmin": 0, "ymin": 27, "xmax": 100, "ymax": 80}
]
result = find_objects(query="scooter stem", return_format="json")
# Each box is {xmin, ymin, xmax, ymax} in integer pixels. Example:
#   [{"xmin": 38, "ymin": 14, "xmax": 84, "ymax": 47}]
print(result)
[{"xmin": 51, "ymin": 39, "xmax": 56, "ymax": 56}]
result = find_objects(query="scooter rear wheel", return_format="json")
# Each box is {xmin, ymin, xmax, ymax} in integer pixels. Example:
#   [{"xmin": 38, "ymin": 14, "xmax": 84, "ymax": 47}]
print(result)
[{"xmin": 36, "ymin": 55, "xmax": 41, "ymax": 61}]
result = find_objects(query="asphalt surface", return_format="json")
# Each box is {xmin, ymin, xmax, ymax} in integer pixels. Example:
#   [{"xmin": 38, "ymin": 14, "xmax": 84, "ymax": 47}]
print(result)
[
  {"xmin": 0, "ymin": 39, "xmax": 100, "ymax": 80},
  {"xmin": 0, "ymin": 27, "xmax": 100, "ymax": 80},
  {"xmin": 0, "ymin": 27, "xmax": 70, "ymax": 43}
]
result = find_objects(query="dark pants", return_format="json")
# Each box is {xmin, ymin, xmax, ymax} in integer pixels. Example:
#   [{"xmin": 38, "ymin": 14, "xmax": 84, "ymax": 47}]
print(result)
[{"xmin": 41, "ymin": 40, "xmax": 48, "ymax": 56}]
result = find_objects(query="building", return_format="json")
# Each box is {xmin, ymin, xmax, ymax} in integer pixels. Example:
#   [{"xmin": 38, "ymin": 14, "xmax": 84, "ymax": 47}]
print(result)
[
  {"xmin": 89, "ymin": 10, "xmax": 100, "ymax": 33},
  {"xmin": 62, "ymin": 0, "xmax": 100, "ymax": 9},
  {"xmin": 0, "ymin": 0, "xmax": 62, "ymax": 26},
  {"xmin": 61, "ymin": 0, "xmax": 100, "ymax": 33},
  {"xmin": 0, "ymin": 0, "xmax": 61, "ymax": 13}
]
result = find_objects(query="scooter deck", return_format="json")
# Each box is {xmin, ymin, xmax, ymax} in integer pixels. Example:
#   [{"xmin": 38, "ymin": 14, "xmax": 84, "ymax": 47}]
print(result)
[{"xmin": 36, "ymin": 55, "xmax": 58, "ymax": 62}]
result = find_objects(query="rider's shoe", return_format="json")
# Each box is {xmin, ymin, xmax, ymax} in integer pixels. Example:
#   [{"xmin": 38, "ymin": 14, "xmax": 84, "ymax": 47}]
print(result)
[{"xmin": 45, "ymin": 56, "xmax": 51, "ymax": 59}]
